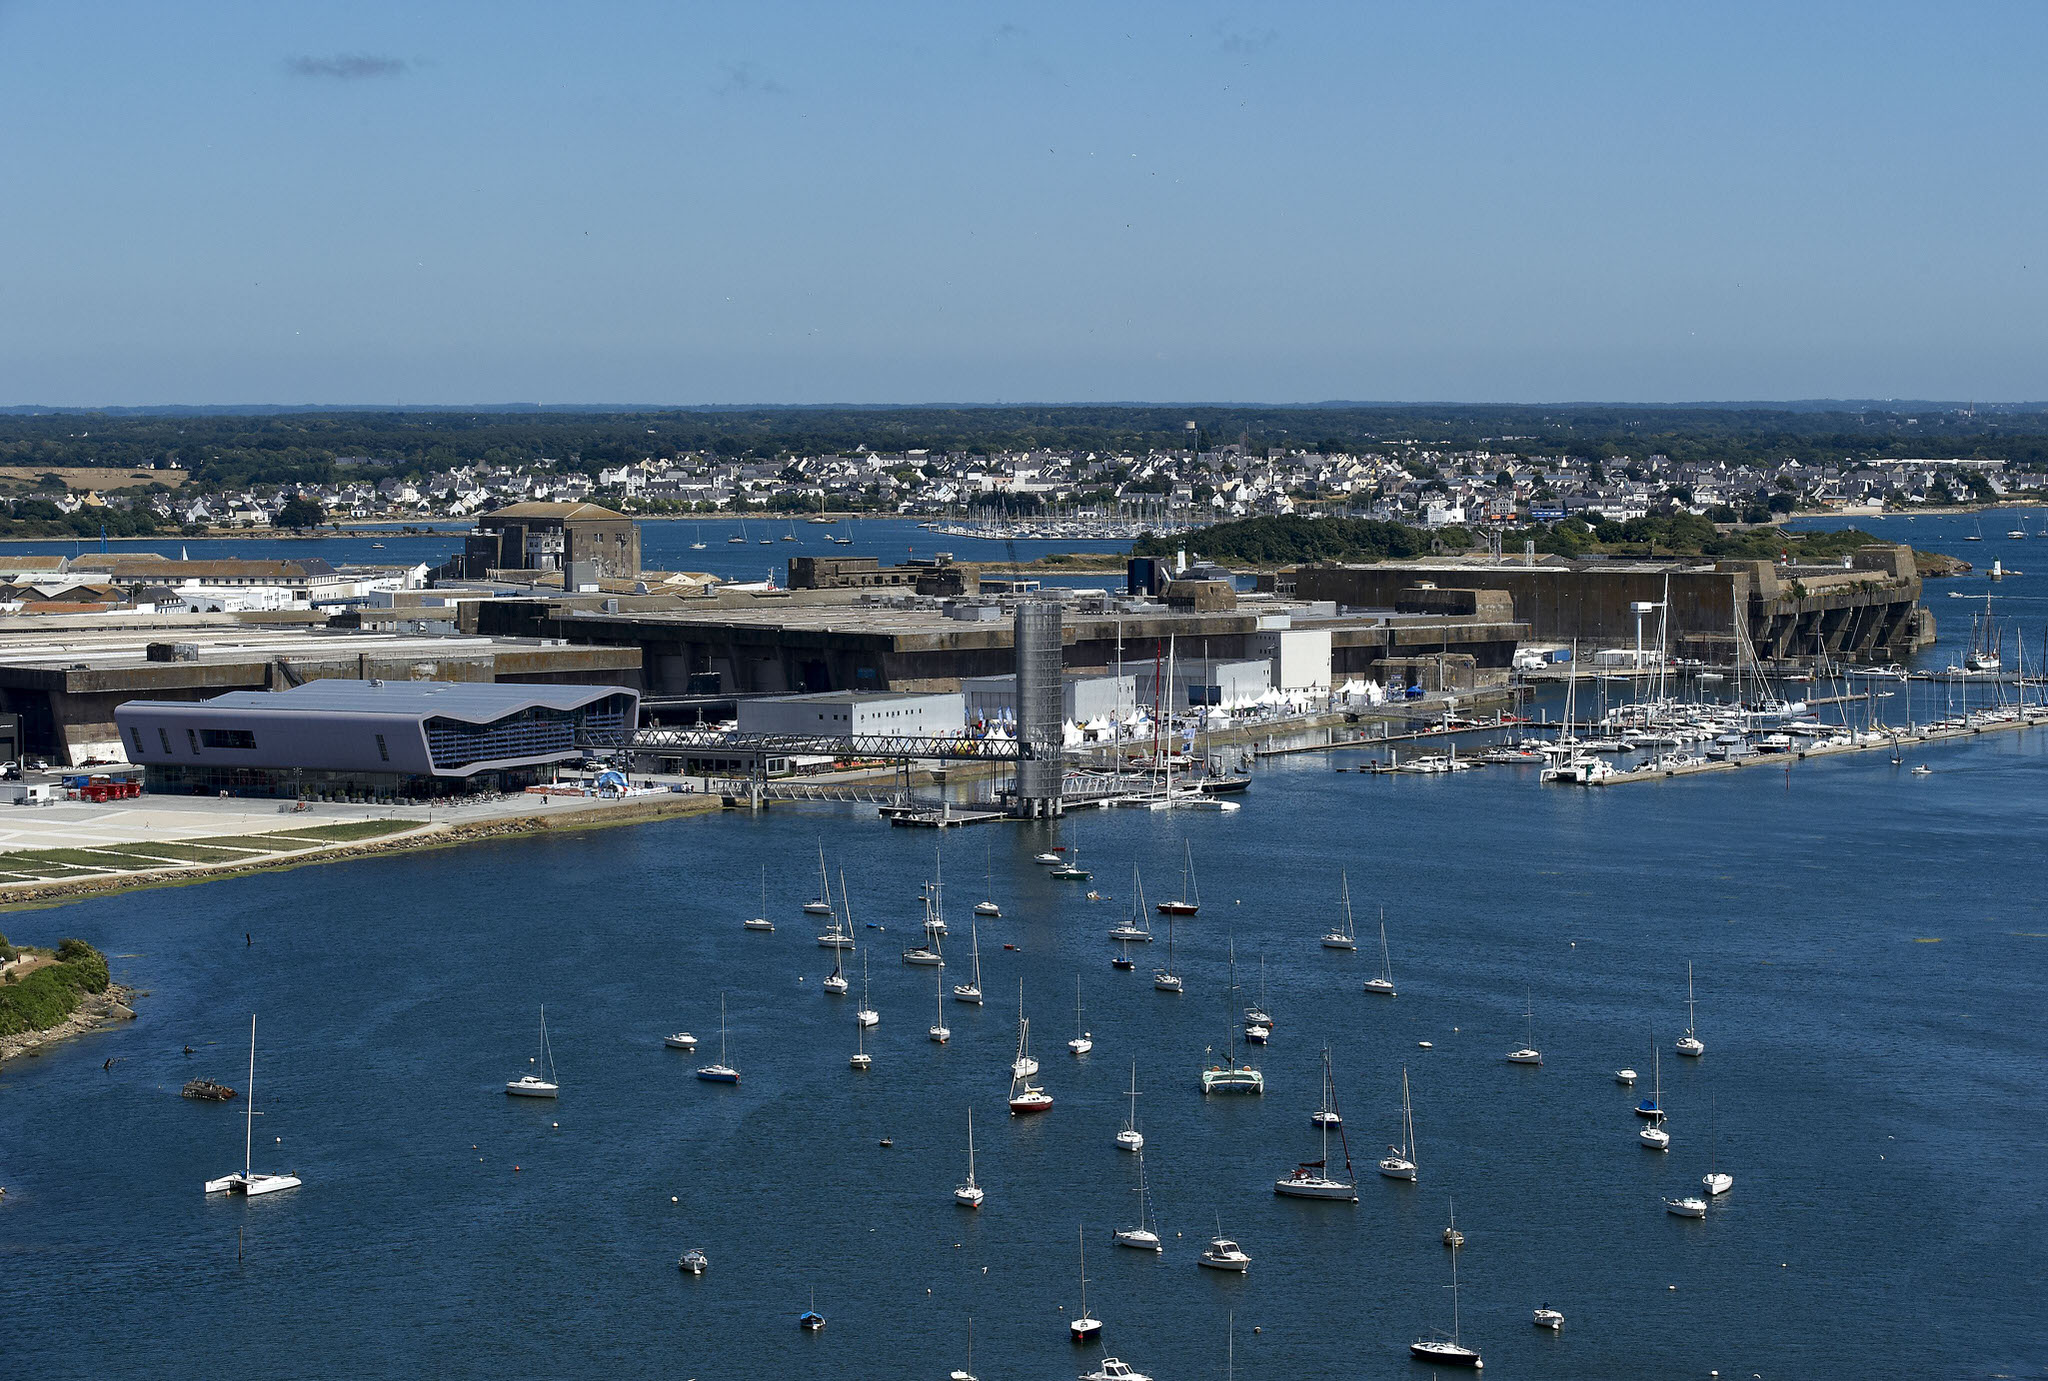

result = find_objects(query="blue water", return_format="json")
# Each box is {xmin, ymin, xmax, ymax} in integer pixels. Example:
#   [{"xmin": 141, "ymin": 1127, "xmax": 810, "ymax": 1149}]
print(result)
[
  {"xmin": 0, "ymin": 518, "xmax": 1135, "ymax": 590},
  {"xmin": 3, "ymin": 719, "xmax": 2044, "ymax": 1380}
]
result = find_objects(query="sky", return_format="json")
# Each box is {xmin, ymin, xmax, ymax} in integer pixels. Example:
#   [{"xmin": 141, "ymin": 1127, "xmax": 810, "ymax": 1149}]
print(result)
[{"xmin": 3, "ymin": 1, "xmax": 2046, "ymax": 407}]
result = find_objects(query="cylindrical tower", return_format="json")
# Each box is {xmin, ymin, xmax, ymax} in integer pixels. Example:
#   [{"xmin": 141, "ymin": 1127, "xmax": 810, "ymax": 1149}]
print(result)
[{"xmin": 1013, "ymin": 597, "xmax": 1065, "ymax": 817}]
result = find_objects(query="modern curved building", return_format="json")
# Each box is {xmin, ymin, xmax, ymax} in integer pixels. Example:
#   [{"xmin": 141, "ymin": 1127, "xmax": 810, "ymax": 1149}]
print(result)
[{"xmin": 114, "ymin": 679, "xmax": 637, "ymax": 800}]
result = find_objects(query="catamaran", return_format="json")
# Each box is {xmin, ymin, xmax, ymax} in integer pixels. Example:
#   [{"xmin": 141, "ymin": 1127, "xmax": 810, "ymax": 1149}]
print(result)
[
  {"xmin": 1109, "ymin": 866, "xmax": 1155, "ymax": 942},
  {"xmin": 1200, "ymin": 944, "xmax": 1263, "ymax": 1094},
  {"xmin": 954, "ymin": 1107, "xmax": 983, "ymax": 1207},
  {"xmin": 695, "ymin": 994, "xmax": 739, "ymax": 1083},
  {"xmin": 1364, "ymin": 909, "xmax": 1397, "ymax": 996},
  {"xmin": 1116, "ymin": 1061, "xmax": 1145, "ymax": 1151},
  {"xmin": 1320, "ymin": 871, "xmax": 1359, "ymax": 949},
  {"xmin": 203, "ymin": 1015, "xmax": 301, "ymax": 1197},
  {"xmin": 506, "ymin": 1004, "xmax": 559, "ymax": 1097},
  {"xmin": 1274, "ymin": 1048, "xmax": 1357, "ymax": 1199},
  {"xmin": 1157, "ymin": 839, "xmax": 1200, "ymax": 914},
  {"xmin": 1378, "ymin": 1066, "xmax": 1418, "ymax": 1180},
  {"xmin": 1675, "ymin": 960, "xmax": 1705, "ymax": 1057}
]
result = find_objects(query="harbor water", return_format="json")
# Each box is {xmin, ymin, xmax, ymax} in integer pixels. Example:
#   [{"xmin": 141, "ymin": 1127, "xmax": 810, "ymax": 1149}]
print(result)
[{"xmin": 3, "ymin": 717, "xmax": 2045, "ymax": 1379}]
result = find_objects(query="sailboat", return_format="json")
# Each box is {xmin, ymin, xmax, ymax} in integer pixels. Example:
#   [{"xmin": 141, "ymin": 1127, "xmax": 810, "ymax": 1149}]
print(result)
[
  {"xmin": 1116, "ymin": 1061, "xmax": 1145, "ymax": 1151},
  {"xmin": 822, "ymin": 872, "xmax": 853, "ymax": 994},
  {"xmin": 950, "ymin": 1317, "xmax": 978, "ymax": 1381},
  {"xmin": 929, "ymin": 965, "xmax": 952, "ymax": 1043},
  {"xmin": 1275, "ymin": 1048, "xmax": 1357, "ymax": 1199},
  {"xmin": 203, "ymin": 1015, "xmax": 301, "ymax": 1196},
  {"xmin": 506, "ymin": 1004, "xmax": 559, "ymax": 1097},
  {"xmin": 924, "ymin": 845, "xmax": 950, "ymax": 935},
  {"xmin": 903, "ymin": 863, "xmax": 946, "ymax": 965},
  {"xmin": 953, "ymin": 1107, "xmax": 983, "ymax": 1207},
  {"xmin": 1638, "ymin": 1048, "xmax": 1670, "ymax": 1150},
  {"xmin": 781, "ymin": 518, "xmax": 797, "ymax": 542},
  {"xmin": 1377, "ymin": 1066, "xmax": 1418, "ymax": 1180},
  {"xmin": 1200, "ymin": 943, "xmax": 1263, "ymax": 1094},
  {"xmin": 1152, "ymin": 905, "xmax": 1183, "ymax": 993},
  {"xmin": 1051, "ymin": 842, "xmax": 1091, "ymax": 881},
  {"xmin": 1008, "ymin": 1012, "xmax": 1052, "ymax": 1114},
  {"xmin": 1068, "ymin": 977, "xmax": 1092, "ymax": 1054},
  {"xmin": 1702, "ymin": 1092, "xmax": 1734, "ymax": 1196},
  {"xmin": 1675, "ymin": 960, "xmax": 1706, "ymax": 1057},
  {"xmin": 1635, "ymin": 1044, "xmax": 1665, "ymax": 1117},
  {"xmin": 1505, "ymin": 990, "xmax": 1542, "ymax": 1064},
  {"xmin": 1113, "ymin": 1146, "xmax": 1163, "ymax": 1250},
  {"xmin": 726, "ymin": 517, "xmax": 747, "ymax": 544},
  {"xmin": 1243, "ymin": 954, "xmax": 1273, "ymax": 1028},
  {"xmin": 1157, "ymin": 839, "xmax": 1200, "ymax": 914},
  {"xmin": 1320, "ymin": 872, "xmax": 1359, "ymax": 949},
  {"xmin": 973, "ymin": 842, "xmax": 1001, "ymax": 917},
  {"xmin": 952, "ymin": 914, "xmax": 984, "ymax": 1003},
  {"xmin": 1410, "ymin": 1203, "xmax": 1482, "ymax": 1368},
  {"xmin": 804, "ymin": 842, "xmax": 835, "ymax": 914},
  {"xmin": 1011, "ymin": 979, "xmax": 1039, "ymax": 1077},
  {"xmin": 798, "ymin": 1290, "xmax": 825, "ymax": 1330},
  {"xmin": 1109, "ymin": 866, "xmax": 1155, "ymax": 942},
  {"xmin": 857, "ymin": 951, "xmax": 879, "ymax": 1028},
  {"xmin": 849, "ymin": 1008, "xmax": 872, "ymax": 1070},
  {"xmin": 743, "ymin": 865, "xmax": 775, "ymax": 931},
  {"xmin": 1966, "ymin": 592, "xmax": 2002, "ymax": 672},
  {"xmin": 1363, "ymin": 910, "xmax": 1397, "ymax": 996},
  {"xmin": 695, "ymin": 994, "xmax": 739, "ymax": 1083},
  {"xmin": 1069, "ymin": 1225, "xmax": 1102, "ymax": 1339}
]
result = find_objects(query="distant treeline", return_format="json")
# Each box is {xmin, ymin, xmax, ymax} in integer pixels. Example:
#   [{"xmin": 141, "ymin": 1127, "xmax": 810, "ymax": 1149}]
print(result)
[
  {"xmin": 2, "ymin": 404, "xmax": 2047, "ymax": 492},
  {"xmin": 0, "ymin": 501, "xmax": 166, "ymax": 539}
]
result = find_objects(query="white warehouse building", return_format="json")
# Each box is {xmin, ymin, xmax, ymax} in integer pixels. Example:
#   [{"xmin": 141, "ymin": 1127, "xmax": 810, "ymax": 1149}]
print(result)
[
  {"xmin": 959, "ymin": 672, "xmax": 1135, "ymax": 727},
  {"xmin": 736, "ymin": 690, "xmax": 967, "ymax": 740}
]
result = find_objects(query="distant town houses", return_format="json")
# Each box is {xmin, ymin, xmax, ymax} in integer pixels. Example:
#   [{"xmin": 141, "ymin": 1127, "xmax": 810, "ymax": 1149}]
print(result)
[{"xmin": 12, "ymin": 437, "xmax": 2028, "ymax": 535}]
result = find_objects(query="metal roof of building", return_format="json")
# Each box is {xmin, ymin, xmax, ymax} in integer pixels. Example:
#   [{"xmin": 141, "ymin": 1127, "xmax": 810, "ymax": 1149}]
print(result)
[
  {"xmin": 481, "ymin": 502, "xmax": 630, "ymax": 522},
  {"xmin": 199, "ymin": 679, "xmax": 632, "ymax": 716}
]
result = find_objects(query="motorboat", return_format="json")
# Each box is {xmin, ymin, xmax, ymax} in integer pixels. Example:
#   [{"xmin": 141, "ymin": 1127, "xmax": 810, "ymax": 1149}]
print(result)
[
  {"xmin": 1532, "ymin": 1306, "xmax": 1564, "ymax": 1329},
  {"xmin": 203, "ymin": 1015, "xmax": 302, "ymax": 1197},
  {"xmin": 742, "ymin": 917, "xmax": 776, "ymax": 932},
  {"xmin": 678, "ymin": 1249, "xmax": 709, "ymax": 1275},
  {"xmin": 1615, "ymin": 1067, "xmax": 1637, "ymax": 1085},
  {"xmin": 1033, "ymin": 851, "xmax": 1064, "ymax": 865},
  {"xmin": 663, "ymin": 1032, "xmax": 697, "ymax": 1051},
  {"xmin": 954, "ymin": 1108, "xmax": 984, "ymax": 1207},
  {"xmin": 507, "ymin": 1004, "xmax": 560, "ymax": 1098},
  {"xmin": 1665, "ymin": 1195, "xmax": 1707, "ymax": 1217},
  {"xmin": 1197, "ymin": 1235, "xmax": 1251, "ymax": 1271},
  {"xmin": 1242, "ymin": 1022, "xmax": 1269, "ymax": 1044},
  {"xmin": 1079, "ymin": 1360, "xmax": 1152, "ymax": 1381}
]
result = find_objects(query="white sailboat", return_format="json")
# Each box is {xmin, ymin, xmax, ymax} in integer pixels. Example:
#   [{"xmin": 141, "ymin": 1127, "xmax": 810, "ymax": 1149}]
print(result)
[
  {"xmin": 1675, "ymin": 959, "xmax": 1706, "ymax": 1057},
  {"xmin": 950, "ymin": 1316, "xmax": 978, "ymax": 1381},
  {"xmin": 1639, "ymin": 1048, "xmax": 1670, "ymax": 1150},
  {"xmin": 1008, "ymin": 1004, "xmax": 1052, "ymax": 1114},
  {"xmin": 1068, "ymin": 976, "xmax": 1092, "ymax": 1055},
  {"xmin": 1243, "ymin": 954, "xmax": 1273, "ymax": 1028},
  {"xmin": 929, "ymin": 965, "xmax": 951, "ymax": 1043},
  {"xmin": 1200, "ymin": 943, "xmax": 1263, "ymax": 1094},
  {"xmin": 696, "ymin": 994, "xmax": 739, "ymax": 1084},
  {"xmin": 1505, "ymin": 990, "xmax": 1542, "ymax": 1065},
  {"xmin": 1703, "ymin": 1093, "xmax": 1734, "ymax": 1196},
  {"xmin": 1108, "ymin": 866, "xmax": 1154, "ymax": 942},
  {"xmin": 1410, "ymin": 1204, "xmax": 1482, "ymax": 1368},
  {"xmin": 1152, "ymin": 905, "xmax": 1183, "ymax": 993},
  {"xmin": 973, "ymin": 842, "xmax": 1001, "ymax": 917},
  {"xmin": 903, "ymin": 866, "xmax": 946, "ymax": 965},
  {"xmin": 505, "ymin": 1004, "xmax": 559, "ymax": 1097},
  {"xmin": 203, "ymin": 1015, "xmax": 301, "ymax": 1196},
  {"xmin": 1113, "ymin": 1145, "xmax": 1163, "ymax": 1250},
  {"xmin": 1116, "ymin": 1060, "xmax": 1145, "ymax": 1151},
  {"xmin": 823, "ymin": 871, "xmax": 853, "ymax": 994},
  {"xmin": 849, "ymin": 1008, "xmax": 872, "ymax": 1070},
  {"xmin": 1275, "ymin": 1048, "xmax": 1358, "ymax": 1200},
  {"xmin": 1069, "ymin": 1225, "xmax": 1102, "ymax": 1339},
  {"xmin": 815, "ymin": 862, "xmax": 854, "ymax": 949},
  {"xmin": 803, "ymin": 841, "xmax": 835, "ymax": 914},
  {"xmin": 744, "ymin": 864, "xmax": 775, "ymax": 931},
  {"xmin": 1320, "ymin": 871, "xmax": 1359, "ymax": 949},
  {"xmin": 1363, "ymin": 909, "xmax": 1397, "ymax": 996},
  {"xmin": 1377, "ymin": 1066, "xmax": 1418, "ymax": 1180},
  {"xmin": 857, "ymin": 951, "xmax": 879, "ymax": 1028},
  {"xmin": 952, "ymin": 913, "xmax": 984, "ymax": 1003},
  {"xmin": 953, "ymin": 1107, "xmax": 983, "ymax": 1207}
]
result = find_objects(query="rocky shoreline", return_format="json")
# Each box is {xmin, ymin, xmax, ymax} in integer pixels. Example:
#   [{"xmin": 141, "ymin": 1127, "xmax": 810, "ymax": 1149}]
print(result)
[{"xmin": 0, "ymin": 983, "xmax": 137, "ymax": 1065}]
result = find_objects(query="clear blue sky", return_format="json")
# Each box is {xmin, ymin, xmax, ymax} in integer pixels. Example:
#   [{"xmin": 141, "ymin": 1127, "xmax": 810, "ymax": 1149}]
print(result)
[{"xmin": 4, "ymin": 1, "xmax": 2044, "ymax": 406}]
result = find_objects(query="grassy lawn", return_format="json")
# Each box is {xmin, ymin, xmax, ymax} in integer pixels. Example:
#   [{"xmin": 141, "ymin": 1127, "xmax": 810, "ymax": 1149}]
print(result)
[
  {"xmin": 255, "ymin": 819, "xmax": 416, "ymax": 843},
  {"xmin": 0, "ymin": 819, "xmax": 420, "ymax": 885}
]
